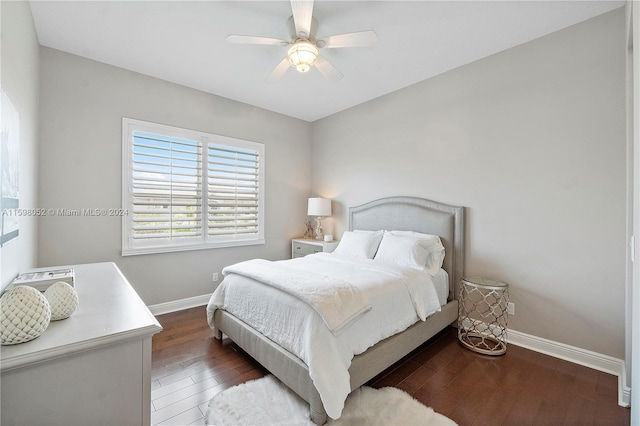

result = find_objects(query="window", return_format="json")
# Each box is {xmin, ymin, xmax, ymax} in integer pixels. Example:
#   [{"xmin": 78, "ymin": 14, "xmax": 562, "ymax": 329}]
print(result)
[{"xmin": 122, "ymin": 118, "xmax": 264, "ymax": 256}]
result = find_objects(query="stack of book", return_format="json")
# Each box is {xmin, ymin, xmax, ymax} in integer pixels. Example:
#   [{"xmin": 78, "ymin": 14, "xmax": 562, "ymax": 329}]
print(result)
[{"xmin": 10, "ymin": 268, "xmax": 75, "ymax": 292}]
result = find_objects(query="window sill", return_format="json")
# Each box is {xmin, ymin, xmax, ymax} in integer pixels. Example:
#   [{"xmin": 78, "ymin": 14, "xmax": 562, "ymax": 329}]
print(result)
[{"xmin": 121, "ymin": 238, "xmax": 265, "ymax": 256}]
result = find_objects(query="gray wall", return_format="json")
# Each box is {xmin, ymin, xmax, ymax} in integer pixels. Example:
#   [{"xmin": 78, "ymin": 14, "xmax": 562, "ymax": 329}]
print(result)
[
  {"xmin": 0, "ymin": 1, "xmax": 40, "ymax": 290},
  {"xmin": 34, "ymin": 6, "xmax": 627, "ymax": 360},
  {"xmin": 38, "ymin": 48, "xmax": 311, "ymax": 305},
  {"xmin": 311, "ymin": 9, "xmax": 626, "ymax": 359}
]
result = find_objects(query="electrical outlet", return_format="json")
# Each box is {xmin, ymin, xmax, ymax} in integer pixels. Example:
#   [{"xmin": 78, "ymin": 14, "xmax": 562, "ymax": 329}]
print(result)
[
  {"xmin": 212, "ymin": 272, "xmax": 219, "ymax": 282},
  {"xmin": 507, "ymin": 302, "xmax": 515, "ymax": 315}
]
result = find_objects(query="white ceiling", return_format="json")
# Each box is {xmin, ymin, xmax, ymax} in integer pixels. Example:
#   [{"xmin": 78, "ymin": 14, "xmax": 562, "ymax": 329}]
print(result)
[{"xmin": 30, "ymin": 1, "xmax": 623, "ymax": 122}]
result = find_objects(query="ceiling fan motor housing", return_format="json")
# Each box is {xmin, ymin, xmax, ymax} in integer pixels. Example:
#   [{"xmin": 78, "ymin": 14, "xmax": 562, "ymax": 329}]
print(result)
[{"xmin": 286, "ymin": 15, "xmax": 318, "ymax": 40}]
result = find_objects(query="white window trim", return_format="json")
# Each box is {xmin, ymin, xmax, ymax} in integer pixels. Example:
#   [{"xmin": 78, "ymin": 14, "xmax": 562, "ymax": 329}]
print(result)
[{"xmin": 122, "ymin": 118, "xmax": 265, "ymax": 256}]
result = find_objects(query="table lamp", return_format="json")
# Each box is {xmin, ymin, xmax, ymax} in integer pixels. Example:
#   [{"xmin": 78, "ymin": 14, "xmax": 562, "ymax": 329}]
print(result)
[{"xmin": 307, "ymin": 197, "xmax": 331, "ymax": 240}]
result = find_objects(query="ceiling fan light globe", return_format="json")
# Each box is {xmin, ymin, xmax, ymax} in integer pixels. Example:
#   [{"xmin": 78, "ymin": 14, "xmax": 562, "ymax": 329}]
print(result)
[
  {"xmin": 287, "ymin": 41, "xmax": 318, "ymax": 73},
  {"xmin": 296, "ymin": 64, "xmax": 311, "ymax": 73}
]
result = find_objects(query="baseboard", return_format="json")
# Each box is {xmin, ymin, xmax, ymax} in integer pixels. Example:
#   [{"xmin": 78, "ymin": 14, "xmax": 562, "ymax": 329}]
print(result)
[
  {"xmin": 507, "ymin": 328, "xmax": 630, "ymax": 407},
  {"xmin": 148, "ymin": 293, "xmax": 211, "ymax": 316}
]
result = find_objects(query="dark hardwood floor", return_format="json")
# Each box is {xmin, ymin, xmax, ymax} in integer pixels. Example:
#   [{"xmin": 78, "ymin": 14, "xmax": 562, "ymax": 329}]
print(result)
[{"xmin": 151, "ymin": 306, "xmax": 630, "ymax": 425}]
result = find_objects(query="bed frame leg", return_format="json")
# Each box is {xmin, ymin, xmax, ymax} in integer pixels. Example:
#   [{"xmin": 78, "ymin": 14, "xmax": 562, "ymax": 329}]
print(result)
[
  {"xmin": 310, "ymin": 408, "xmax": 327, "ymax": 426},
  {"xmin": 213, "ymin": 327, "xmax": 222, "ymax": 340},
  {"xmin": 308, "ymin": 391, "xmax": 327, "ymax": 425}
]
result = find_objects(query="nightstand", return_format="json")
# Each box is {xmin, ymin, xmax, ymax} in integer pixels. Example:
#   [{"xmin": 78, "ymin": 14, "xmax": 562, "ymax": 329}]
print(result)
[
  {"xmin": 458, "ymin": 277, "xmax": 509, "ymax": 355},
  {"xmin": 291, "ymin": 238, "xmax": 339, "ymax": 258}
]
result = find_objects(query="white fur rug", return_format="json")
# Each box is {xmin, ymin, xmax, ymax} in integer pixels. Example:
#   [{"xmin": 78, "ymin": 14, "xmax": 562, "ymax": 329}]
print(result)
[{"xmin": 205, "ymin": 375, "xmax": 457, "ymax": 425}]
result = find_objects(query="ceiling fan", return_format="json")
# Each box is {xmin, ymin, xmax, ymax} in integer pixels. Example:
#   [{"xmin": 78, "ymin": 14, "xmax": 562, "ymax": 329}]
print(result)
[{"xmin": 226, "ymin": 0, "xmax": 377, "ymax": 82}]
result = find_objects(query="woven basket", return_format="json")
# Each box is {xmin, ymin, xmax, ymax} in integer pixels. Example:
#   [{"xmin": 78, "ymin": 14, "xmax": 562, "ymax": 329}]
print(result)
[
  {"xmin": 1, "ymin": 286, "xmax": 52, "ymax": 345},
  {"xmin": 45, "ymin": 281, "xmax": 79, "ymax": 320}
]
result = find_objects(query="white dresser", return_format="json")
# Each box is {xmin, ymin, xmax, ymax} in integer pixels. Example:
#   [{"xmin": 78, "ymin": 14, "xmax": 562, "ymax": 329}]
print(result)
[
  {"xmin": 0, "ymin": 262, "xmax": 163, "ymax": 426},
  {"xmin": 291, "ymin": 238, "xmax": 339, "ymax": 258}
]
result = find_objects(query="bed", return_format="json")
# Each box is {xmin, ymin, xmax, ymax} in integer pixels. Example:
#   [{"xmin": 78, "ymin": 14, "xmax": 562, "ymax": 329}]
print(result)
[{"xmin": 207, "ymin": 196, "xmax": 465, "ymax": 425}]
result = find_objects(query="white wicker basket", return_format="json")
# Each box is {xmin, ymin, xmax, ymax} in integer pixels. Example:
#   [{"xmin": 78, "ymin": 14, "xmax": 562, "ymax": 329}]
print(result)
[
  {"xmin": 1, "ymin": 285, "xmax": 52, "ymax": 345},
  {"xmin": 45, "ymin": 281, "xmax": 79, "ymax": 320}
]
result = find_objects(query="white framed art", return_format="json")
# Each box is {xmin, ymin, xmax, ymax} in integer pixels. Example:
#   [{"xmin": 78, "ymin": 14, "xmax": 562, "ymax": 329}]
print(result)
[{"xmin": 1, "ymin": 89, "xmax": 20, "ymax": 246}]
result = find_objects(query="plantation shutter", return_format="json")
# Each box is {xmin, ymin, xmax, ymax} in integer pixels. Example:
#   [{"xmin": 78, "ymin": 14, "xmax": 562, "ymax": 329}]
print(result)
[
  {"xmin": 131, "ymin": 132, "xmax": 202, "ymax": 243},
  {"xmin": 207, "ymin": 143, "xmax": 260, "ymax": 240},
  {"xmin": 122, "ymin": 118, "xmax": 264, "ymax": 255}
]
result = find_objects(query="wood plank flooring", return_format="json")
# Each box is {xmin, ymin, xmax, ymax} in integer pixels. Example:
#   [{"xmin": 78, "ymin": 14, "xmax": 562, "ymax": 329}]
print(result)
[{"xmin": 151, "ymin": 306, "xmax": 630, "ymax": 425}]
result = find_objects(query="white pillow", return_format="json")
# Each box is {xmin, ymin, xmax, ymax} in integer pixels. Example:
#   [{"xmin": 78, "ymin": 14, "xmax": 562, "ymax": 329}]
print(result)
[
  {"xmin": 333, "ymin": 231, "xmax": 383, "ymax": 259},
  {"xmin": 387, "ymin": 230, "xmax": 445, "ymax": 275},
  {"xmin": 374, "ymin": 233, "xmax": 429, "ymax": 270},
  {"xmin": 353, "ymin": 229, "xmax": 382, "ymax": 235}
]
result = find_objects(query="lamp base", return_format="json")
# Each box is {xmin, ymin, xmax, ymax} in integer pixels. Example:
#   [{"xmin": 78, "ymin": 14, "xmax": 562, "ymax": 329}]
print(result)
[{"xmin": 314, "ymin": 217, "xmax": 324, "ymax": 240}]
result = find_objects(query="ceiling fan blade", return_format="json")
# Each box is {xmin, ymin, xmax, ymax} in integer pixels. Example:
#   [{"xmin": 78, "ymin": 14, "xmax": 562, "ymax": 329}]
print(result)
[
  {"xmin": 266, "ymin": 57, "xmax": 292, "ymax": 83},
  {"xmin": 315, "ymin": 55, "xmax": 343, "ymax": 81},
  {"xmin": 290, "ymin": 0, "xmax": 314, "ymax": 38},
  {"xmin": 226, "ymin": 35, "xmax": 289, "ymax": 46},
  {"xmin": 318, "ymin": 30, "xmax": 378, "ymax": 49}
]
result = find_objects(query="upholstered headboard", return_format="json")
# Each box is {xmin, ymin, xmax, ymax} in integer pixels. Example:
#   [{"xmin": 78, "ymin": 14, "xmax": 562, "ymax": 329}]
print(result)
[{"xmin": 349, "ymin": 196, "xmax": 465, "ymax": 301}]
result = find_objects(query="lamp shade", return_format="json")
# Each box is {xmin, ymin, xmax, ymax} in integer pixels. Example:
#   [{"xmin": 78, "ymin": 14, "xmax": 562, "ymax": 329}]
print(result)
[{"xmin": 308, "ymin": 197, "xmax": 331, "ymax": 217}]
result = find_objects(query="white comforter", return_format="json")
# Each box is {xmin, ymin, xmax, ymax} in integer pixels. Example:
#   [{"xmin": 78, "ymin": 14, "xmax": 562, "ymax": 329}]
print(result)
[
  {"xmin": 222, "ymin": 258, "xmax": 372, "ymax": 334},
  {"xmin": 206, "ymin": 253, "xmax": 442, "ymax": 420}
]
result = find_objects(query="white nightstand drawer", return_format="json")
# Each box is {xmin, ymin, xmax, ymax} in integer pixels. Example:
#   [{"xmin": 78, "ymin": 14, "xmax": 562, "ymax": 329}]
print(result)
[
  {"xmin": 291, "ymin": 239, "xmax": 339, "ymax": 258},
  {"xmin": 293, "ymin": 242, "xmax": 321, "ymax": 257}
]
